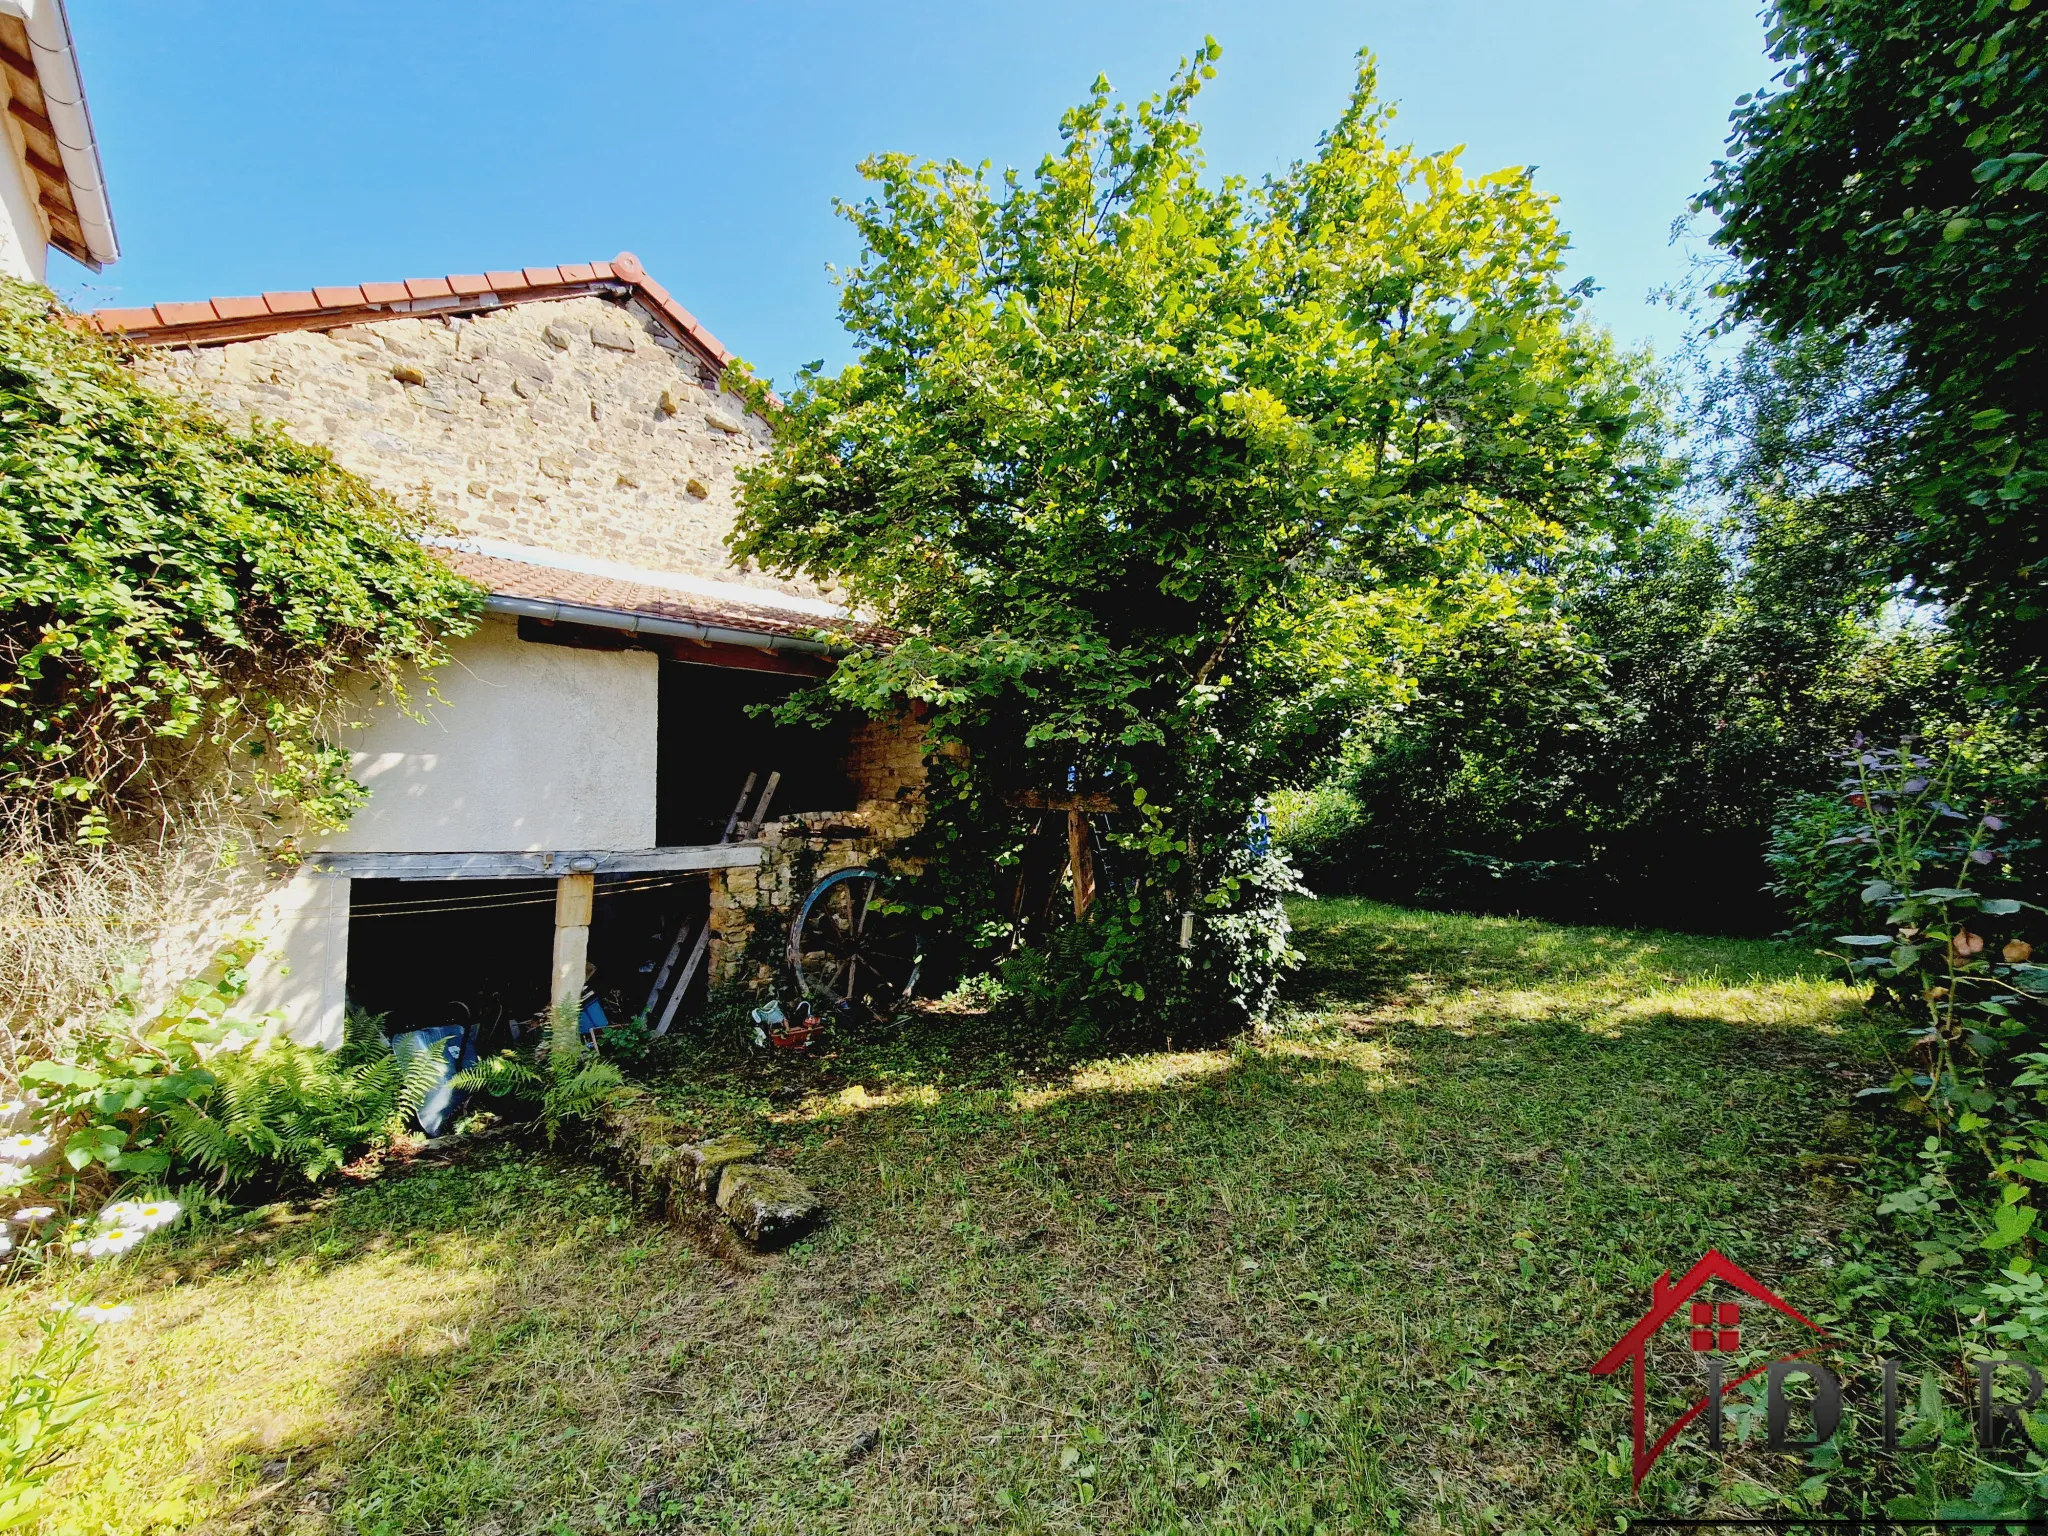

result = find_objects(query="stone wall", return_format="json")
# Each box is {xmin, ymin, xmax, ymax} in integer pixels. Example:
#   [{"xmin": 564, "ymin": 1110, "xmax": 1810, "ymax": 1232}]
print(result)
[
  {"xmin": 707, "ymin": 708, "xmax": 929, "ymax": 990},
  {"xmin": 137, "ymin": 293, "xmax": 814, "ymax": 599}
]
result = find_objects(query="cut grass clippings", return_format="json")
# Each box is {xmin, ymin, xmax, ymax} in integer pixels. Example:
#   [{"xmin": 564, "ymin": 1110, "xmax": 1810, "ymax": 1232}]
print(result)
[{"xmin": 7, "ymin": 899, "xmax": 1890, "ymax": 1533}]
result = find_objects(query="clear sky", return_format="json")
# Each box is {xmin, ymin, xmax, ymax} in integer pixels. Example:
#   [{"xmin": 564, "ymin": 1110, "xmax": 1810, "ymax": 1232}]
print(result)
[{"xmin": 65, "ymin": 1, "xmax": 1773, "ymax": 389}]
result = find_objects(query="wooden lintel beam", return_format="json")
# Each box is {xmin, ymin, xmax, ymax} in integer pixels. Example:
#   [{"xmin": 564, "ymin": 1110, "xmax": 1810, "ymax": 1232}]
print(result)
[{"xmin": 302, "ymin": 843, "xmax": 765, "ymax": 880}]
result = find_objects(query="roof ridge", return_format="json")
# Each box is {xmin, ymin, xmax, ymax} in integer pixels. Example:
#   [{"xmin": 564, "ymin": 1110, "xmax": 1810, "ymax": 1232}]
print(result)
[{"xmin": 89, "ymin": 251, "xmax": 733, "ymax": 374}]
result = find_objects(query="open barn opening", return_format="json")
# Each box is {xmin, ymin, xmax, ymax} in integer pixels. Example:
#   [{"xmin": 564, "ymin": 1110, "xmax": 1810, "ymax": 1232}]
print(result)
[
  {"xmin": 656, "ymin": 660, "xmax": 855, "ymax": 845},
  {"xmin": 344, "ymin": 874, "xmax": 711, "ymax": 1049}
]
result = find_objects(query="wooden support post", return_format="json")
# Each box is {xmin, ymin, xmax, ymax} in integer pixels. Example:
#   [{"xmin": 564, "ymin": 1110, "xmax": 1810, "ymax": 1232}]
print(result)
[
  {"xmin": 551, "ymin": 873, "xmax": 595, "ymax": 1017},
  {"xmin": 1069, "ymin": 811, "xmax": 1097, "ymax": 921}
]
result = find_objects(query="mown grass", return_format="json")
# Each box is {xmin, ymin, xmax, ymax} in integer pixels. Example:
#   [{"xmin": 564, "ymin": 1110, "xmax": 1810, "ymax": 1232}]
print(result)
[{"xmin": 9, "ymin": 899, "xmax": 1888, "ymax": 1534}]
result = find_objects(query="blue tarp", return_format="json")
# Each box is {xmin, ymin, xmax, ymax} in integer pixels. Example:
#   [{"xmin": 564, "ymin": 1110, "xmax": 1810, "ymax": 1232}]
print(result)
[{"xmin": 392, "ymin": 1025, "xmax": 475, "ymax": 1138}]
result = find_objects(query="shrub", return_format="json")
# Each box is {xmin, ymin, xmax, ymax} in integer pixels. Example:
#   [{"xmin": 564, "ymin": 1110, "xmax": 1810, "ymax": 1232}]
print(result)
[
  {"xmin": 1796, "ymin": 737, "xmax": 2048, "ymax": 1354},
  {"xmin": 457, "ymin": 1002, "xmax": 631, "ymax": 1143},
  {"xmin": 10, "ymin": 944, "xmax": 436, "ymax": 1197}
]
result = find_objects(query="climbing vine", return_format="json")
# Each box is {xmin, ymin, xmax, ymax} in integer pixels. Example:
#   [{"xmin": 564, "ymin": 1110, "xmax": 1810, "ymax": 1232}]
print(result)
[{"xmin": 0, "ymin": 280, "xmax": 483, "ymax": 841}]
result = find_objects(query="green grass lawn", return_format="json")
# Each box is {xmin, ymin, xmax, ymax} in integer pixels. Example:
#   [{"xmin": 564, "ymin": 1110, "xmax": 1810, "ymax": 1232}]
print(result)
[{"xmin": 12, "ymin": 899, "xmax": 1889, "ymax": 1535}]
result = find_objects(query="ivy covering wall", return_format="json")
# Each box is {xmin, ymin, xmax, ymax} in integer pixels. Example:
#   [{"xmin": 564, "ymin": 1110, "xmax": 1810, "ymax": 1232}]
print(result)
[{"xmin": 0, "ymin": 280, "xmax": 483, "ymax": 843}]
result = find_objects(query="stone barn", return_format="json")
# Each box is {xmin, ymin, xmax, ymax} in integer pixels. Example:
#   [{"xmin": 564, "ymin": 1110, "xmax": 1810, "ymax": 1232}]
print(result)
[{"xmin": 94, "ymin": 254, "xmax": 923, "ymax": 1048}]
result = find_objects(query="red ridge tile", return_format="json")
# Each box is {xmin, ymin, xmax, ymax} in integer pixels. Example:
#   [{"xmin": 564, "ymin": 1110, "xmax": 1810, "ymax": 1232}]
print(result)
[{"xmin": 95, "ymin": 256, "xmax": 737, "ymax": 366}]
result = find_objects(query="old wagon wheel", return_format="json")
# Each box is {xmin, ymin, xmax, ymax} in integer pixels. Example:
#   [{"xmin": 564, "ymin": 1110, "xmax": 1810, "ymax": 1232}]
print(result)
[{"xmin": 787, "ymin": 867, "xmax": 923, "ymax": 1019}]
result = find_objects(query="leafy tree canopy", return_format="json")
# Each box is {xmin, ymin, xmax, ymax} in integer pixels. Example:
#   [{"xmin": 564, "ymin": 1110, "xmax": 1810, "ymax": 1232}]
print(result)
[
  {"xmin": 0, "ymin": 282, "xmax": 483, "ymax": 841},
  {"xmin": 1700, "ymin": 0, "xmax": 2048, "ymax": 712},
  {"xmin": 730, "ymin": 45, "xmax": 1667, "ymax": 1025}
]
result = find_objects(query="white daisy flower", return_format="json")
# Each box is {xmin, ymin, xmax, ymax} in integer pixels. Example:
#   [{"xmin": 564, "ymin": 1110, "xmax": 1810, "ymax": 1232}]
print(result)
[
  {"xmin": 0, "ymin": 1100, "xmax": 26, "ymax": 1128},
  {"xmin": 0, "ymin": 1164, "xmax": 28, "ymax": 1189},
  {"xmin": 0, "ymin": 1230, "xmax": 12, "ymax": 1255},
  {"xmin": 130, "ymin": 1200, "xmax": 181, "ymax": 1231},
  {"xmin": 69, "ymin": 1225, "xmax": 144, "ymax": 1258},
  {"xmin": 46, "ymin": 1299, "xmax": 133, "ymax": 1325},
  {"xmin": 0, "ymin": 1134, "xmax": 49, "ymax": 1161},
  {"xmin": 10, "ymin": 1207, "xmax": 55, "ymax": 1225},
  {"xmin": 96, "ymin": 1200, "xmax": 143, "ymax": 1227}
]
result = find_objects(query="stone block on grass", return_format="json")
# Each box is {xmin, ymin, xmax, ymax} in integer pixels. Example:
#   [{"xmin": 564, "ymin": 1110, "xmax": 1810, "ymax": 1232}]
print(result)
[
  {"xmin": 715, "ymin": 1163, "xmax": 824, "ymax": 1249},
  {"xmin": 684, "ymin": 1136, "xmax": 763, "ymax": 1195}
]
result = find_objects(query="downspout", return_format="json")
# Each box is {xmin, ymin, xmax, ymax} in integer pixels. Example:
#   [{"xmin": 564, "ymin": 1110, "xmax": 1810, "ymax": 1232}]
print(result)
[{"xmin": 4, "ymin": 0, "xmax": 117, "ymax": 268}]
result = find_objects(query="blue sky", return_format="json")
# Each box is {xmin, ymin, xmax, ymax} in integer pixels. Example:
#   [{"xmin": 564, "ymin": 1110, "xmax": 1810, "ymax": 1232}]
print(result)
[{"xmin": 66, "ymin": 1, "xmax": 1772, "ymax": 389}]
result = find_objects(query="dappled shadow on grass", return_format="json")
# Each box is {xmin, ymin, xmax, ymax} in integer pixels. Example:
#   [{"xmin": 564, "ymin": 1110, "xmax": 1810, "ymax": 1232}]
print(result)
[{"xmin": 28, "ymin": 899, "xmax": 1889, "ymax": 1535}]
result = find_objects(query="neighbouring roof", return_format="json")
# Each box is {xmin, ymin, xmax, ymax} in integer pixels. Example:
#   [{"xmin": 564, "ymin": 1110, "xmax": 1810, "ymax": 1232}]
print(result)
[
  {"xmin": 441, "ymin": 545, "xmax": 878, "ymax": 651},
  {"xmin": 0, "ymin": 0, "xmax": 118, "ymax": 268},
  {"xmin": 92, "ymin": 250, "xmax": 732, "ymax": 376}
]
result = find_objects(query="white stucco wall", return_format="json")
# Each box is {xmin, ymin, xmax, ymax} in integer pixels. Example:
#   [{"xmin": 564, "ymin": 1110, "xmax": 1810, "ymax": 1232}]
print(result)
[
  {"xmin": 320, "ymin": 616, "xmax": 658, "ymax": 853},
  {"xmin": 0, "ymin": 120, "xmax": 48, "ymax": 283},
  {"xmin": 239, "ymin": 874, "xmax": 351, "ymax": 1050}
]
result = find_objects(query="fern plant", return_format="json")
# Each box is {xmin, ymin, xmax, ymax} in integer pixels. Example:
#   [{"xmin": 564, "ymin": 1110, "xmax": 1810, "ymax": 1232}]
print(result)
[
  {"xmin": 455, "ymin": 1002, "xmax": 630, "ymax": 1142},
  {"xmin": 163, "ymin": 1008, "xmax": 443, "ymax": 1185}
]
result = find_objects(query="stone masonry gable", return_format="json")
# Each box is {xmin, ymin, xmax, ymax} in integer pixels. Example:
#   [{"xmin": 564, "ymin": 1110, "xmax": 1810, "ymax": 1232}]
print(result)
[{"xmin": 136, "ymin": 293, "xmax": 811, "ymax": 599}]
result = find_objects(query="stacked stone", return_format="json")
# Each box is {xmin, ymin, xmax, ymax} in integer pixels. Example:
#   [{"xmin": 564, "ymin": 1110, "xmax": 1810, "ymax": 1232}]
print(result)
[
  {"xmin": 137, "ymin": 294, "xmax": 813, "ymax": 601},
  {"xmin": 705, "ymin": 710, "xmax": 931, "ymax": 987}
]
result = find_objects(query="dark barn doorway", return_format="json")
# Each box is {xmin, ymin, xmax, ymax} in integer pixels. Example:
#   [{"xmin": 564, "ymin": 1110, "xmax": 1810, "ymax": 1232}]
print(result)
[
  {"xmin": 655, "ymin": 660, "xmax": 854, "ymax": 845},
  {"xmin": 345, "ymin": 873, "xmax": 712, "ymax": 1042}
]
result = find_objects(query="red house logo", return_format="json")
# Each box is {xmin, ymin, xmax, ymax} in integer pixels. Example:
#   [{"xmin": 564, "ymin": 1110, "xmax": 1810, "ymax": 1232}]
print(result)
[{"xmin": 1589, "ymin": 1249, "xmax": 1826, "ymax": 1488}]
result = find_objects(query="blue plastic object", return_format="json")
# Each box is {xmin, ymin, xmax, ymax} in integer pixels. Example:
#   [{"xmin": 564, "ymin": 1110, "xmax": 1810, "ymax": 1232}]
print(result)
[{"xmin": 392, "ymin": 1025, "xmax": 475, "ymax": 1138}]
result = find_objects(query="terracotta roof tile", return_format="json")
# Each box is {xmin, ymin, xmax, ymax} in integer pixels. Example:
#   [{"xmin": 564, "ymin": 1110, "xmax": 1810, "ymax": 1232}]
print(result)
[
  {"xmin": 94, "ymin": 306, "xmax": 157, "ymax": 332},
  {"xmin": 88, "ymin": 253, "xmax": 740, "ymax": 377},
  {"xmin": 440, "ymin": 549, "xmax": 875, "ymax": 646}
]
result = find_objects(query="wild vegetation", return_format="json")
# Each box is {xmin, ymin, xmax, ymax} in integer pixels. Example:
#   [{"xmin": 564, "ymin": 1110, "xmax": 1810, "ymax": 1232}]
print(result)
[
  {"xmin": 0, "ymin": 279, "xmax": 480, "ymax": 1047},
  {"xmin": 5, "ymin": 901, "xmax": 1931, "ymax": 1533},
  {"xmin": 731, "ymin": 44, "xmax": 1667, "ymax": 1033},
  {"xmin": 3, "ymin": 5, "xmax": 2047, "ymax": 1529}
]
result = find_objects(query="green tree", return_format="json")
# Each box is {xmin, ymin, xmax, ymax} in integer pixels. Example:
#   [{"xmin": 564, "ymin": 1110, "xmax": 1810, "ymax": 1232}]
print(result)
[
  {"xmin": 730, "ymin": 46, "xmax": 1664, "ymax": 1027},
  {"xmin": 1700, "ymin": 0, "xmax": 2048, "ymax": 715}
]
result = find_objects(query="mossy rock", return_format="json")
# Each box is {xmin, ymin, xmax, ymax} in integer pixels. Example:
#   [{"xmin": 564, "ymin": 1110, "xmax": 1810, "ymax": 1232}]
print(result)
[
  {"xmin": 685, "ymin": 1136, "xmax": 764, "ymax": 1195},
  {"xmin": 715, "ymin": 1163, "xmax": 824, "ymax": 1249}
]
